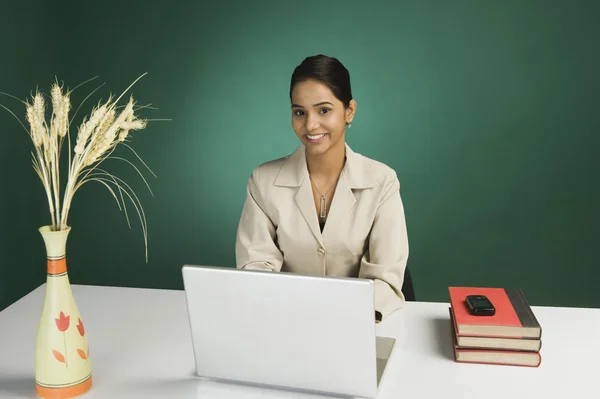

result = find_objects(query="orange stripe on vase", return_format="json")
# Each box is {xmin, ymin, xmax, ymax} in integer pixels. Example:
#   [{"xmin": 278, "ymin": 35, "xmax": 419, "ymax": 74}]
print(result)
[
  {"xmin": 47, "ymin": 259, "xmax": 67, "ymax": 275},
  {"xmin": 36, "ymin": 376, "xmax": 92, "ymax": 399}
]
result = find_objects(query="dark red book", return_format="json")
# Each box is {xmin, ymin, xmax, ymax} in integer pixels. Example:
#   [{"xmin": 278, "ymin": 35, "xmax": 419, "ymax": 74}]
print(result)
[
  {"xmin": 448, "ymin": 287, "xmax": 542, "ymax": 339},
  {"xmin": 450, "ymin": 309, "xmax": 542, "ymax": 367}
]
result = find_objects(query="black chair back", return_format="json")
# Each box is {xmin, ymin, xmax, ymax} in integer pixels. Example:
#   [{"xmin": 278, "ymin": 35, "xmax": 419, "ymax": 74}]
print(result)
[{"xmin": 402, "ymin": 268, "xmax": 416, "ymax": 301}]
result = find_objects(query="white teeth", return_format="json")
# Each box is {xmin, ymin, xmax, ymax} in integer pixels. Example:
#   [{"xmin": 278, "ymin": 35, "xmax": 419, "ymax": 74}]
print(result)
[{"xmin": 307, "ymin": 134, "xmax": 325, "ymax": 140}]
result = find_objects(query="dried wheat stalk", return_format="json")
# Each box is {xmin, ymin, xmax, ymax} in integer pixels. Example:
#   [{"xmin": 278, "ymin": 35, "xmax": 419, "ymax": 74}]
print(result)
[{"xmin": 1, "ymin": 74, "xmax": 156, "ymax": 261}]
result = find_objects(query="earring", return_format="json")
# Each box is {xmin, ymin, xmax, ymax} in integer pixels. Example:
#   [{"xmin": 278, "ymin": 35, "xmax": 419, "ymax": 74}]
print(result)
[{"xmin": 346, "ymin": 122, "xmax": 352, "ymax": 128}]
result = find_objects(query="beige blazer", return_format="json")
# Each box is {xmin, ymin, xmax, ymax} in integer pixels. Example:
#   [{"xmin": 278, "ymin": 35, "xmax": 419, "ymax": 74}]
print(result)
[{"xmin": 235, "ymin": 143, "xmax": 410, "ymax": 321}]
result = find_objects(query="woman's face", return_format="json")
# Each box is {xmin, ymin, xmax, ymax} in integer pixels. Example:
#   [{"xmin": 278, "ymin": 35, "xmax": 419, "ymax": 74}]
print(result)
[{"xmin": 291, "ymin": 79, "xmax": 356, "ymax": 156}]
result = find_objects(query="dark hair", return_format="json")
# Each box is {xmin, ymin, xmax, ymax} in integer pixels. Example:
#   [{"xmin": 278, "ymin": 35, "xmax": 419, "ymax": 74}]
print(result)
[{"xmin": 290, "ymin": 54, "xmax": 353, "ymax": 108}]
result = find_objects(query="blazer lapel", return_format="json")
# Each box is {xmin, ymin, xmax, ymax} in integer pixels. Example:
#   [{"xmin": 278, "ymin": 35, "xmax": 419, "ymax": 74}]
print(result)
[
  {"xmin": 321, "ymin": 169, "xmax": 355, "ymax": 239},
  {"xmin": 322, "ymin": 144, "xmax": 377, "ymax": 240},
  {"xmin": 295, "ymin": 177, "xmax": 325, "ymax": 247},
  {"xmin": 274, "ymin": 145, "xmax": 324, "ymax": 247}
]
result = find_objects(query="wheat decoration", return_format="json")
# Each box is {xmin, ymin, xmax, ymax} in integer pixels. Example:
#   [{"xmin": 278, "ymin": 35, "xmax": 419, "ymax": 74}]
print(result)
[{"xmin": 0, "ymin": 73, "xmax": 161, "ymax": 262}]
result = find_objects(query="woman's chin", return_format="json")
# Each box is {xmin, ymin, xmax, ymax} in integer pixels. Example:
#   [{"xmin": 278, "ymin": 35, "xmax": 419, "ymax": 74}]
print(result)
[{"xmin": 304, "ymin": 142, "xmax": 330, "ymax": 156}]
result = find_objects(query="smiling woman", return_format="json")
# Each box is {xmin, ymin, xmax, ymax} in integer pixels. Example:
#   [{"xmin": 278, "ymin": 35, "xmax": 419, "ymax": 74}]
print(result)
[{"xmin": 235, "ymin": 54, "xmax": 410, "ymax": 322}]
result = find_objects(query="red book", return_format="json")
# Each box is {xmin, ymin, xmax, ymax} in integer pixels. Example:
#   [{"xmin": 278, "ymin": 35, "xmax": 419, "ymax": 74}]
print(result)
[{"xmin": 448, "ymin": 287, "xmax": 542, "ymax": 339}]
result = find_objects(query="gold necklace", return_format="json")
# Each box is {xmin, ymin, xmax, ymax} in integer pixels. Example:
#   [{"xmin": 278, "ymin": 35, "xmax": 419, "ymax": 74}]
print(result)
[{"xmin": 309, "ymin": 175, "xmax": 337, "ymax": 219}]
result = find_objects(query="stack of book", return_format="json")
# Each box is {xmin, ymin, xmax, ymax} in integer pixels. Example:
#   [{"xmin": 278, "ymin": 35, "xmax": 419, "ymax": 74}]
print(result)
[{"xmin": 448, "ymin": 286, "xmax": 542, "ymax": 367}]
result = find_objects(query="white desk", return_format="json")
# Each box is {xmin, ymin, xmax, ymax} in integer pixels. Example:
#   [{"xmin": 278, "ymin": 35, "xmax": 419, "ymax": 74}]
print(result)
[{"xmin": 0, "ymin": 284, "xmax": 598, "ymax": 399}]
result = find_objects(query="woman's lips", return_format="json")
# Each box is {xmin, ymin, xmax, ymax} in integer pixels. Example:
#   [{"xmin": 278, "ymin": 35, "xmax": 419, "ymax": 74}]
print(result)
[{"xmin": 305, "ymin": 133, "xmax": 327, "ymax": 143}]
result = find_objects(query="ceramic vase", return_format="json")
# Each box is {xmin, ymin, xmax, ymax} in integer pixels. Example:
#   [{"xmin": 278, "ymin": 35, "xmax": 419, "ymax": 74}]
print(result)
[{"xmin": 36, "ymin": 226, "xmax": 92, "ymax": 399}]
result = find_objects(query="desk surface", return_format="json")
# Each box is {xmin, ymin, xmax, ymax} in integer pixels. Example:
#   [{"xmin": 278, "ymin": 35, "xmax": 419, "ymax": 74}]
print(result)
[{"xmin": 0, "ymin": 284, "xmax": 598, "ymax": 399}]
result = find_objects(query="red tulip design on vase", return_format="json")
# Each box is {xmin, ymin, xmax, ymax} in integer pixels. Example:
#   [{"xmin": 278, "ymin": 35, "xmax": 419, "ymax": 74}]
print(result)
[
  {"xmin": 53, "ymin": 311, "xmax": 70, "ymax": 367},
  {"xmin": 76, "ymin": 318, "xmax": 89, "ymax": 360},
  {"xmin": 51, "ymin": 313, "xmax": 90, "ymax": 367}
]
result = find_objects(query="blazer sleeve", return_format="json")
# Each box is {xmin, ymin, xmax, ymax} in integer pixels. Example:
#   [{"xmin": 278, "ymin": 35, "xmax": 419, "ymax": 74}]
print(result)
[
  {"xmin": 358, "ymin": 170, "xmax": 409, "ymax": 321},
  {"xmin": 235, "ymin": 167, "xmax": 284, "ymax": 272}
]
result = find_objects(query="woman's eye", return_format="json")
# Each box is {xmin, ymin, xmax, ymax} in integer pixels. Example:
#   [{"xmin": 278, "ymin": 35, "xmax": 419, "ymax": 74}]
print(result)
[
  {"xmin": 320, "ymin": 108, "xmax": 330, "ymax": 114},
  {"xmin": 294, "ymin": 110, "xmax": 305, "ymax": 116}
]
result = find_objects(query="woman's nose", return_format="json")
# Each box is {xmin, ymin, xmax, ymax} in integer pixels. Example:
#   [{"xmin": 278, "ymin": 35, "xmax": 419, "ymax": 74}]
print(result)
[{"xmin": 305, "ymin": 113, "xmax": 320, "ymax": 130}]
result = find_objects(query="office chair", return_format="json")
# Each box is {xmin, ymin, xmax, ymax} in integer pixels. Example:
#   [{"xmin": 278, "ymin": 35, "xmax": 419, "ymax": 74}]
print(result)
[{"xmin": 402, "ymin": 267, "xmax": 416, "ymax": 301}]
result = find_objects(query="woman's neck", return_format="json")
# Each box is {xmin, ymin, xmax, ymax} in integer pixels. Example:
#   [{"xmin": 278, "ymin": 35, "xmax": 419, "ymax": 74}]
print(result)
[{"xmin": 306, "ymin": 142, "xmax": 346, "ymax": 182}]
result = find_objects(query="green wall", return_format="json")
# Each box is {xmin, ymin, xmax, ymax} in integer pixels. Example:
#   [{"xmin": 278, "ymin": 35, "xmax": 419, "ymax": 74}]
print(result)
[
  {"xmin": 2, "ymin": 0, "xmax": 599, "ymax": 311},
  {"xmin": 0, "ymin": 1, "xmax": 64, "ymax": 312}
]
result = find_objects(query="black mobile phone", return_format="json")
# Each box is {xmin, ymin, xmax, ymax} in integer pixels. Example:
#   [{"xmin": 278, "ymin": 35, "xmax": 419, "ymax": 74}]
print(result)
[{"xmin": 465, "ymin": 295, "xmax": 495, "ymax": 316}]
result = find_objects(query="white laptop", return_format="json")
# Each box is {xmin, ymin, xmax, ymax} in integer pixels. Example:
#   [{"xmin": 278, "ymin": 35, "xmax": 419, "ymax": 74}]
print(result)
[{"xmin": 181, "ymin": 264, "xmax": 396, "ymax": 398}]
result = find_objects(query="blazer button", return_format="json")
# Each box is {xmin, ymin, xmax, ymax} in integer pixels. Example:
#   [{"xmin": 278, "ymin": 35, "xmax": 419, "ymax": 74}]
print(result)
[{"xmin": 317, "ymin": 247, "xmax": 326, "ymax": 256}]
